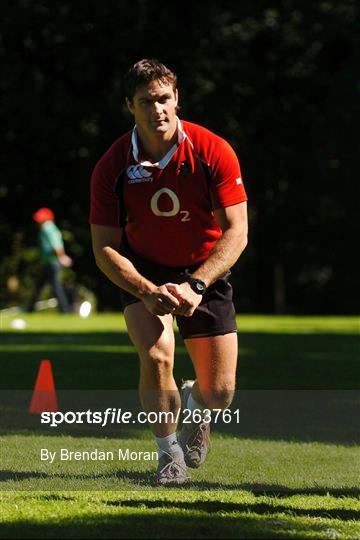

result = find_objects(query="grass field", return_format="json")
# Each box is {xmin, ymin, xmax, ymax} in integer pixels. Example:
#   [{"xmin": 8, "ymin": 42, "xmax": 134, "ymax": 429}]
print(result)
[{"xmin": 0, "ymin": 313, "xmax": 359, "ymax": 539}]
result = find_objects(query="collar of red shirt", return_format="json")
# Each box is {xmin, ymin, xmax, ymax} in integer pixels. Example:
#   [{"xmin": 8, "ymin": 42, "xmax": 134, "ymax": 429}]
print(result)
[{"xmin": 131, "ymin": 117, "xmax": 187, "ymax": 169}]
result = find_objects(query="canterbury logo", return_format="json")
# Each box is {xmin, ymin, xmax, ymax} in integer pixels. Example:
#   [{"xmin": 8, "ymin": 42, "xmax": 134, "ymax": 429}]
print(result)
[{"xmin": 127, "ymin": 165, "xmax": 153, "ymax": 183}]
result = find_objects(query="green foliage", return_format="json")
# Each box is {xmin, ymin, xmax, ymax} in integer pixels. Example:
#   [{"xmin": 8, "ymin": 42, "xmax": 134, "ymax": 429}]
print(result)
[{"xmin": 1, "ymin": 1, "xmax": 358, "ymax": 312}]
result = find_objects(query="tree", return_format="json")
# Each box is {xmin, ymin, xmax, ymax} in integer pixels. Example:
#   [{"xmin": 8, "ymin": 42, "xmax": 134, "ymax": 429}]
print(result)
[{"xmin": 1, "ymin": 0, "xmax": 358, "ymax": 312}]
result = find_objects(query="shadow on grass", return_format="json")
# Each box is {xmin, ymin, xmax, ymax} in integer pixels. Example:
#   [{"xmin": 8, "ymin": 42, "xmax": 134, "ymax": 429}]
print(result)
[
  {"xmin": 0, "ymin": 499, "xmax": 357, "ymax": 539},
  {"xmin": 0, "ymin": 514, "xmax": 290, "ymax": 540},
  {"xmin": 0, "ymin": 330, "xmax": 359, "ymax": 444},
  {"xmin": 0, "ymin": 469, "xmax": 152, "ymax": 484},
  {"xmin": 1, "ymin": 391, "xmax": 358, "ymax": 444},
  {"xmin": 103, "ymin": 497, "xmax": 360, "ymax": 521},
  {"xmin": 1, "ymin": 468, "xmax": 359, "ymax": 499},
  {"xmin": 1, "ymin": 331, "xmax": 359, "ymax": 390}
]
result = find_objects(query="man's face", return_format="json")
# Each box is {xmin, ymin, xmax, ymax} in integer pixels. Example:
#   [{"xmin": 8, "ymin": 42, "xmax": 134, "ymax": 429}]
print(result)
[{"xmin": 126, "ymin": 79, "xmax": 178, "ymax": 137}]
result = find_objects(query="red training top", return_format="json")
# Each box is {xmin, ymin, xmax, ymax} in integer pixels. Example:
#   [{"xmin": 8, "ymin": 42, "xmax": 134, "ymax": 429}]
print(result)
[{"xmin": 90, "ymin": 119, "xmax": 247, "ymax": 267}]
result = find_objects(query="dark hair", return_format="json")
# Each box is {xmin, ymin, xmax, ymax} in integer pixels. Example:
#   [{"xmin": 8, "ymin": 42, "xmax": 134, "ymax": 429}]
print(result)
[{"xmin": 124, "ymin": 58, "xmax": 177, "ymax": 100}]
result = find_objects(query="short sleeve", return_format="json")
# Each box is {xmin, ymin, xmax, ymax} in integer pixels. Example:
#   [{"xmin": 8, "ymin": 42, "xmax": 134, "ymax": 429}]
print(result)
[
  {"xmin": 43, "ymin": 222, "xmax": 63, "ymax": 250},
  {"xmin": 89, "ymin": 161, "xmax": 120, "ymax": 227},
  {"xmin": 210, "ymin": 138, "xmax": 247, "ymax": 209}
]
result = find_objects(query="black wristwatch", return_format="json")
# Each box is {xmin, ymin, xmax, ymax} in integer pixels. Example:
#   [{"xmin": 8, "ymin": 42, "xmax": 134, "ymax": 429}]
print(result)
[{"xmin": 185, "ymin": 273, "xmax": 207, "ymax": 296}]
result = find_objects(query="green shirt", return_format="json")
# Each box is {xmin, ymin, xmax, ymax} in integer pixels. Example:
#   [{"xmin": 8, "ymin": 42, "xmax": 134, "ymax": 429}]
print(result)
[{"xmin": 39, "ymin": 221, "xmax": 64, "ymax": 264}]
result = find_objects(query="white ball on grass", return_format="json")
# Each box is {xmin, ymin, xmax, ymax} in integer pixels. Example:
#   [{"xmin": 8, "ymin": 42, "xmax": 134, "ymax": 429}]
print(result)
[{"xmin": 11, "ymin": 318, "xmax": 27, "ymax": 330}]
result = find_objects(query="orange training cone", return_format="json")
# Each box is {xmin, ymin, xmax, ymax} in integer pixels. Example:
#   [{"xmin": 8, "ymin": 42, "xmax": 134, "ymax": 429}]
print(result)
[{"xmin": 29, "ymin": 359, "xmax": 58, "ymax": 413}]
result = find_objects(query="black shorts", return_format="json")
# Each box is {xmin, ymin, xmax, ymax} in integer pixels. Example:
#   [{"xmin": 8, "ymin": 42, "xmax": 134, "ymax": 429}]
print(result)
[{"xmin": 119, "ymin": 244, "xmax": 237, "ymax": 340}]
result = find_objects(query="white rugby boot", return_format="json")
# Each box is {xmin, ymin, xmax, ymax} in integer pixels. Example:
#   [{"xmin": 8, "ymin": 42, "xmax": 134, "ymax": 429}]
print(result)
[{"xmin": 178, "ymin": 380, "xmax": 211, "ymax": 469}]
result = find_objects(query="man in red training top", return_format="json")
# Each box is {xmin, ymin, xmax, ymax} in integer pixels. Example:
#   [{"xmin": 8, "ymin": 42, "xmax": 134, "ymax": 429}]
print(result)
[{"xmin": 90, "ymin": 59, "xmax": 248, "ymax": 485}]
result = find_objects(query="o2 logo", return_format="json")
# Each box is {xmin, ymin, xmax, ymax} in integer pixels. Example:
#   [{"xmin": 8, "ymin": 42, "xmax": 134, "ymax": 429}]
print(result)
[{"xmin": 150, "ymin": 188, "xmax": 190, "ymax": 222}]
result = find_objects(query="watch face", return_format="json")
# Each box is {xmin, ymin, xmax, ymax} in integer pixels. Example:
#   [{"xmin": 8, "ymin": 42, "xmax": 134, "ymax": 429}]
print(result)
[
  {"xmin": 193, "ymin": 279, "xmax": 206, "ymax": 294},
  {"xmin": 196, "ymin": 282, "xmax": 205, "ymax": 292},
  {"xmin": 187, "ymin": 275, "xmax": 206, "ymax": 295}
]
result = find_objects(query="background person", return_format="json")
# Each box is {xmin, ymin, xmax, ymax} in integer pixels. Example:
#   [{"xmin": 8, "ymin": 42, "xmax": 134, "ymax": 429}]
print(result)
[
  {"xmin": 28, "ymin": 207, "xmax": 73, "ymax": 313},
  {"xmin": 90, "ymin": 59, "xmax": 248, "ymax": 485}
]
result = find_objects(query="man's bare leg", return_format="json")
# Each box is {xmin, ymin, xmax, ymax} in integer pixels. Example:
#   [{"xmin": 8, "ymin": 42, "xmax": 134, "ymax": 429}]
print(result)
[
  {"xmin": 184, "ymin": 332, "xmax": 238, "ymax": 409},
  {"xmin": 124, "ymin": 301, "xmax": 180, "ymax": 437},
  {"xmin": 124, "ymin": 301, "xmax": 189, "ymax": 484},
  {"xmin": 178, "ymin": 332, "xmax": 238, "ymax": 468}
]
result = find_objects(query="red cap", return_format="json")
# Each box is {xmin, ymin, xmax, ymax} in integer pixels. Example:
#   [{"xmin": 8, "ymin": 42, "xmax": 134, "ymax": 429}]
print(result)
[{"xmin": 33, "ymin": 208, "xmax": 54, "ymax": 223}]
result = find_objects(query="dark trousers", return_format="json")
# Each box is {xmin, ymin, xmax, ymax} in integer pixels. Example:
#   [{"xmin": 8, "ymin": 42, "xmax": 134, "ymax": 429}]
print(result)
[{"xmin": 28, "ymin": 261, "xmax": 70, "ymax": 313}]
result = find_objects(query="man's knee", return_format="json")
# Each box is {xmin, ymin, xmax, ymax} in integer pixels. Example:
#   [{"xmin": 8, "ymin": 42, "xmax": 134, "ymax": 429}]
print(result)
[
  {"xmin": 140, "ymin": 347, "xmax": 173, "ymax": 377},
  {"xmin": 201, "ymin": 386, "xmax": 235, "ymax": 410}
]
